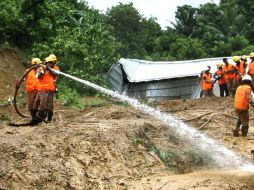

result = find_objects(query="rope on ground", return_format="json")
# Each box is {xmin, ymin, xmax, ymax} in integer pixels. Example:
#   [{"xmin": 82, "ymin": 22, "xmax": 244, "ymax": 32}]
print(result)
[
  {"xmin": 198, "ymin": 113, "xmax": 215, "ymax": 130},
  {"xmin": 182, "ymin": 112, "xmax": 213, "ymax": 122}
]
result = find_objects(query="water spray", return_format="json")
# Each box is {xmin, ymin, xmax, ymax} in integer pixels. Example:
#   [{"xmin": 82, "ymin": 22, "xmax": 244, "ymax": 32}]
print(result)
[{"xmin": 58, "ymin": 70, "xmax": 254, "ymax": 171}]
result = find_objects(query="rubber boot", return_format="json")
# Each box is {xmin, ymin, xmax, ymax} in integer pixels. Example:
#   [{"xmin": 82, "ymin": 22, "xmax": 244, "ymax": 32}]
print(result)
[
  {"xmin": 37, "ymin": 110, "xmax": 47, "ymax": 122},
  {"xmin": 242, "ymin": 125, "xmax": 249, "ymax": 137},
  {"xmin": 29, "ymin": 109, "xmax": 40, "ymax": 125},
  {"xmin": 47, "ymin": 110, "xmax": 53, "ymax": 122},
  {"xmin": 233, "ymin": 119, "xmax": 241, "ymax": 137}
]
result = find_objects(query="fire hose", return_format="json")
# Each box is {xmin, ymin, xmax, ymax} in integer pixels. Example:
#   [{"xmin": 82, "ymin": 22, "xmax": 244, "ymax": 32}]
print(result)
[{"xmin": 14, "ymin": 64, "xmax": 45, "ymax": 118}]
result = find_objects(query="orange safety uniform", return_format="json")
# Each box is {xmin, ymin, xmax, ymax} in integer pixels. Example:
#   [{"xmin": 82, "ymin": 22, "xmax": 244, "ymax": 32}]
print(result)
[
  {"xmin": 52, "ymin": 65, "xmax": 59, "ymax": 91},
  {"xmin": 25, "ymin": 69, "xmax": 38, "ymax": 92},
  {"xmin": 52, "ymin": 65, "xmax": 59, "ymax": 79},
  {"xmin": 234, "ymin": 64, "xmax": 241, "ymax": 81},
  {"xmin": 37, "ymin": 67, "xmax": 55, "ymax": 92},
  {"xmin": 215, "ymin": 69, "xmax": 226, "ymax": 85},
  {"xmin": 202, "ymin": 73, "xmax": 213, "ymax": 91},
  {"xmin": 249, "ymin": 61, "xmax": 254, "ymax": 75},
  {"xmin": 240, "ymin": 61, "xmax": 247, "ymax": 76},
  {"xmin": 235, "ymin": 61, "xmax": 246, "ymax": 81},
  {"xmin": 235, "ymin": 85, "xmax": 252, "ymax": 110},
  {"xmin": 223, "ymin": 63, "xmax": 234, "ymax": 80}
]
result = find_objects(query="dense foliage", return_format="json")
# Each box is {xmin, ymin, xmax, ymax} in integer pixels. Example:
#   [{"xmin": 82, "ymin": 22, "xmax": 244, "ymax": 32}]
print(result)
[{"xmin": 1, "ymin": 0, "xmax": 254, "ymax": 94}]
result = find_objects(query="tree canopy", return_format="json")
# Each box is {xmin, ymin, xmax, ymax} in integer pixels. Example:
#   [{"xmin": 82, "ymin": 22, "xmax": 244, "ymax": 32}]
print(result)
[{"xmin": 1, "ymin": 0, "xmax": 254, "ymax": 93}]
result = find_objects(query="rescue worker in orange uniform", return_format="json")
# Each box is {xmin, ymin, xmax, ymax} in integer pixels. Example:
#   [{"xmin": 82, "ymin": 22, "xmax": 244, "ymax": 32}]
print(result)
[
  {"xmin": 233, "ymin": 75, "xmax": 254, "ymax": 137},
  {"xmin": 213, "ymin": 63, "xmax": 229, "ymax": 97},
  {"xmin": 240, "ymin": 55, "xmax": 248, "ymax": 75},
  {"xmin": 202, "ymin": 69, "xmax": 213, "ymax": 97},
  {"xmin": 232, "ymin": 56, "xmax": 242, "ymax": 95},
  {"xmin": 197, "ymin": 66, "xmax": 211, "ymax": 98},
  {"xmin": 26, "ymin": 58, "xmax": 41, "ymax": 121},
  {"xmin": 223, "ymin": 58, "xmax": 234, "ymax": 96},
  {"xmin": 248, "ymin": 52, "xmax": 254, "ymax": 86},
  {"xmin": 34, "ymin": 56, "xmax": 59, "ymax": 122},
  {"xmin": 46, "ymin": 54, "xmax": 60, "ymax": 121}
]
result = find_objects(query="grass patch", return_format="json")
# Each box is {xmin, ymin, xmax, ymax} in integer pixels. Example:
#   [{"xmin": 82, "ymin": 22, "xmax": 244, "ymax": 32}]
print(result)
[
  {"xmin": 133, "ymin": 137, "xmax": 178, "ymax": 168},
  {"xmin": 133, "ymin": 136, "xmax": 215, "ymax": 173},
  {"xmin": 58, "ymin": 86, "xmax": 85, "ymax": 109},
  {"xmin": 0, "ymin": 113, "xmax": 10, "ymax": 122}
]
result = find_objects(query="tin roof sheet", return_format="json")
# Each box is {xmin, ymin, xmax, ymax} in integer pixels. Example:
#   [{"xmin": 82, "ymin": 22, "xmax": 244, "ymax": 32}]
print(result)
[{"xmin": 119, "ymin": 57, "xmax": 242, "ymax": 83}]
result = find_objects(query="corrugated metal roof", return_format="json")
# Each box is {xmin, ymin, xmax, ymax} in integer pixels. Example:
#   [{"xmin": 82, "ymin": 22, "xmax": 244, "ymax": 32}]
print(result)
[{"xmin": 119, "ymin": 57, "xmax": 240, "ymax": 83}]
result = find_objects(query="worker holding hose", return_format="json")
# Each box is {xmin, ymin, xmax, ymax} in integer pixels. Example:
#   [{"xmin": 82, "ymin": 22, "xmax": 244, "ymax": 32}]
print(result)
[
  {"xmin": 233, "ymin": 75, "xmax": 254, "ymax": 137},
  {"xmin": 46, "ymin": 54, "xmax": 59, "ymax": 122},
  {"xmin": 34, "ymin": 56, "xmax": 59, "ymax": 122},
  {"xmin": 24, "ymin": 58, "xmax": 41, "ymax": 123}
]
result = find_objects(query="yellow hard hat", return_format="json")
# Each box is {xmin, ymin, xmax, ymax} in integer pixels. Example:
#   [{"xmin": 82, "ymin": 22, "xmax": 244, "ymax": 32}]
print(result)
[
  {"xmin": 49, "ymin": 54, "xmax": 57, "ymax": 62},
  {"xmin": 241, "ymin": 55, "xmax": 247, "ymax": 61},
  {"xmin": 216, "ymin": 63, "xmax": 223, "ymax": 68},
  {"xmin": 45, "ymin": 56, "xmax": 55, "ymax": 63},
  {"xmin": 31, "ymin": 58, "xmax": 42, "ymax": 65},
  {"xmin": 250, "ymin": 52, "xmax": 254, "ymax": 58},
  {"xmin": 233, "ymin": 56, "xmax": 239, "ymax": 62}
]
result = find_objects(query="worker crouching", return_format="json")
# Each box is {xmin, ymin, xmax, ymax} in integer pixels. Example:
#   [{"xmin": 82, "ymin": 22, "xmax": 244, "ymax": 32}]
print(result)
[
  {"xmin": 233, "ymin": 75, "xmax": 254, "ymax": 137},
  {"xmin": 34, "ymin": 56, "xmax": 59, "ymax": 122}
]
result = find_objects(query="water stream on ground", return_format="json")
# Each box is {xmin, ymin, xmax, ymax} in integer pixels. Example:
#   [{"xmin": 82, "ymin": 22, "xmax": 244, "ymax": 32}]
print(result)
[{"xmin": 58, "ymin": 70, "xmax": 254, "ymax": 171}]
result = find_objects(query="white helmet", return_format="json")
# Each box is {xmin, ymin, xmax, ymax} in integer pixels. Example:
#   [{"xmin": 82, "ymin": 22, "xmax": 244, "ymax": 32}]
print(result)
[{"xmin": 242, "ymin": 75, "xmax": 252, "ymax": 82}]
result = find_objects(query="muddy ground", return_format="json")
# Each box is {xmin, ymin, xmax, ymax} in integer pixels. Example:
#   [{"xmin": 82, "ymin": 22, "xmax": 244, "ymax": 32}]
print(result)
[{"xmin": 1, "ymin": 49, "xmax": 254, "ymax": 189}]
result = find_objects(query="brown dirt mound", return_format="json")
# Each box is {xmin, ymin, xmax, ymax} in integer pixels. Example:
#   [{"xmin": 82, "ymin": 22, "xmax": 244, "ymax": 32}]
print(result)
[
  {"xmin": 1, "ymin": 50, "xmax": 254, "ymax": 189},
  {"xmin": 0, "ymin": 49, "xmax": 26, "ymax": 100}
]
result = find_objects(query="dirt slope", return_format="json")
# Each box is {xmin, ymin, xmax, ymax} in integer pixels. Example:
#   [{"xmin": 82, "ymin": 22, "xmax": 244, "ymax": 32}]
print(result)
[
  {"xmin": 0, "ymin": 49, "xmax": 25, "ymax": 100},
  {"xmin": 1, "ymin": 49, "xmax": 254, "ymax": 190}
]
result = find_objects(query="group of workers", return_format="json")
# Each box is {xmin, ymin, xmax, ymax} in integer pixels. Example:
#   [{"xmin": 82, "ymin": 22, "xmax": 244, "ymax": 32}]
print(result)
[
  {"xmin": 199, "ymin": 52, "xmax": 254, "ymax": 137},
  {"xmin": 23, "ymin": 54, "xmax": 59, "ymax": 125},
  {"xmin": 20, "ymin": 52, "xmax": 254, "ymax": 137}
]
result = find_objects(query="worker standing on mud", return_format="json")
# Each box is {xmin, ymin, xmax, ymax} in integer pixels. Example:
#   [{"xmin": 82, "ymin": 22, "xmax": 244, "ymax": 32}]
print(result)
[
  {"xmin": 202, "ymin": 69, "xmax": 213, "ymax": 97},
  {"xmin": 248, "ymin": 52, "xmax": 254, "ymax": 86},
  {"xmin": 240, "ymin": 55, "xmax": 248, "ymax": 75},
  {"xmin": 34, "ymin": 56, "xmax": 59, "ymax": 122},
  {"xmin": 223, "ymin": 58, "xmax": 234, "ymax": 96},
  {"xmin": 232, "ymin": 56, "xmax": 242, "ymax": 95},
  {"xmin": 25, "ymin": 58, "xmax": 41, "ymax": 123},
  {"xmin": 197, "ymin": 66, "xmax": 211, "ymax": 98},
  {"xmin": 214, "ymin": 63, "xmax": 229, "ymax": 97},
  {"xmin": 46, "ymin": 54, "xmax": 60, "ymax": 122},
  {"xmin": 233, "ymin": 75, "xmax": 254, "ymax": 137}
]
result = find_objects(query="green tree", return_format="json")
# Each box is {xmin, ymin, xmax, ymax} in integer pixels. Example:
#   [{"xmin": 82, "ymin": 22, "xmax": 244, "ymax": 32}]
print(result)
[
  {"xmin": 170, "ymin": 37, "xmax": 207, "ymax": 60},
  {"xmin": 173, "ymin": 5, "xmax": 198, "ymax": 37},
  {"xmin": 140, "ymin": 17, "xmax": 162, "ymax": 55},
  {"xmin": 31, "ymin": 6, "xmax": 119, "ymax": 93},
  {"xmin": 235, "ymin": 0, "xmax": 254, "ymax": 42},
  {"xmin": 106, "ymin": 3, "xmax": 146, "ymax": 58},
  {"xmin": 0, "ymin": 0, "xmax": 26, "ymax": 47}
]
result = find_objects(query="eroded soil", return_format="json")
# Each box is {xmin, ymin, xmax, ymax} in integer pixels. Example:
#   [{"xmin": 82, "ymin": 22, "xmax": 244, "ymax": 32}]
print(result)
[{"xmin": 1, "ymin": 49, "xmax": 254, "ymax": 190}]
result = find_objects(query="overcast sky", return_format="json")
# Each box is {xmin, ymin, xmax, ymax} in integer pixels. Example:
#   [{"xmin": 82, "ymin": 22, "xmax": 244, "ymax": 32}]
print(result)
[{"xmin": 85, "ymin": 0, "xmax": 220, "ymax": 29}]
